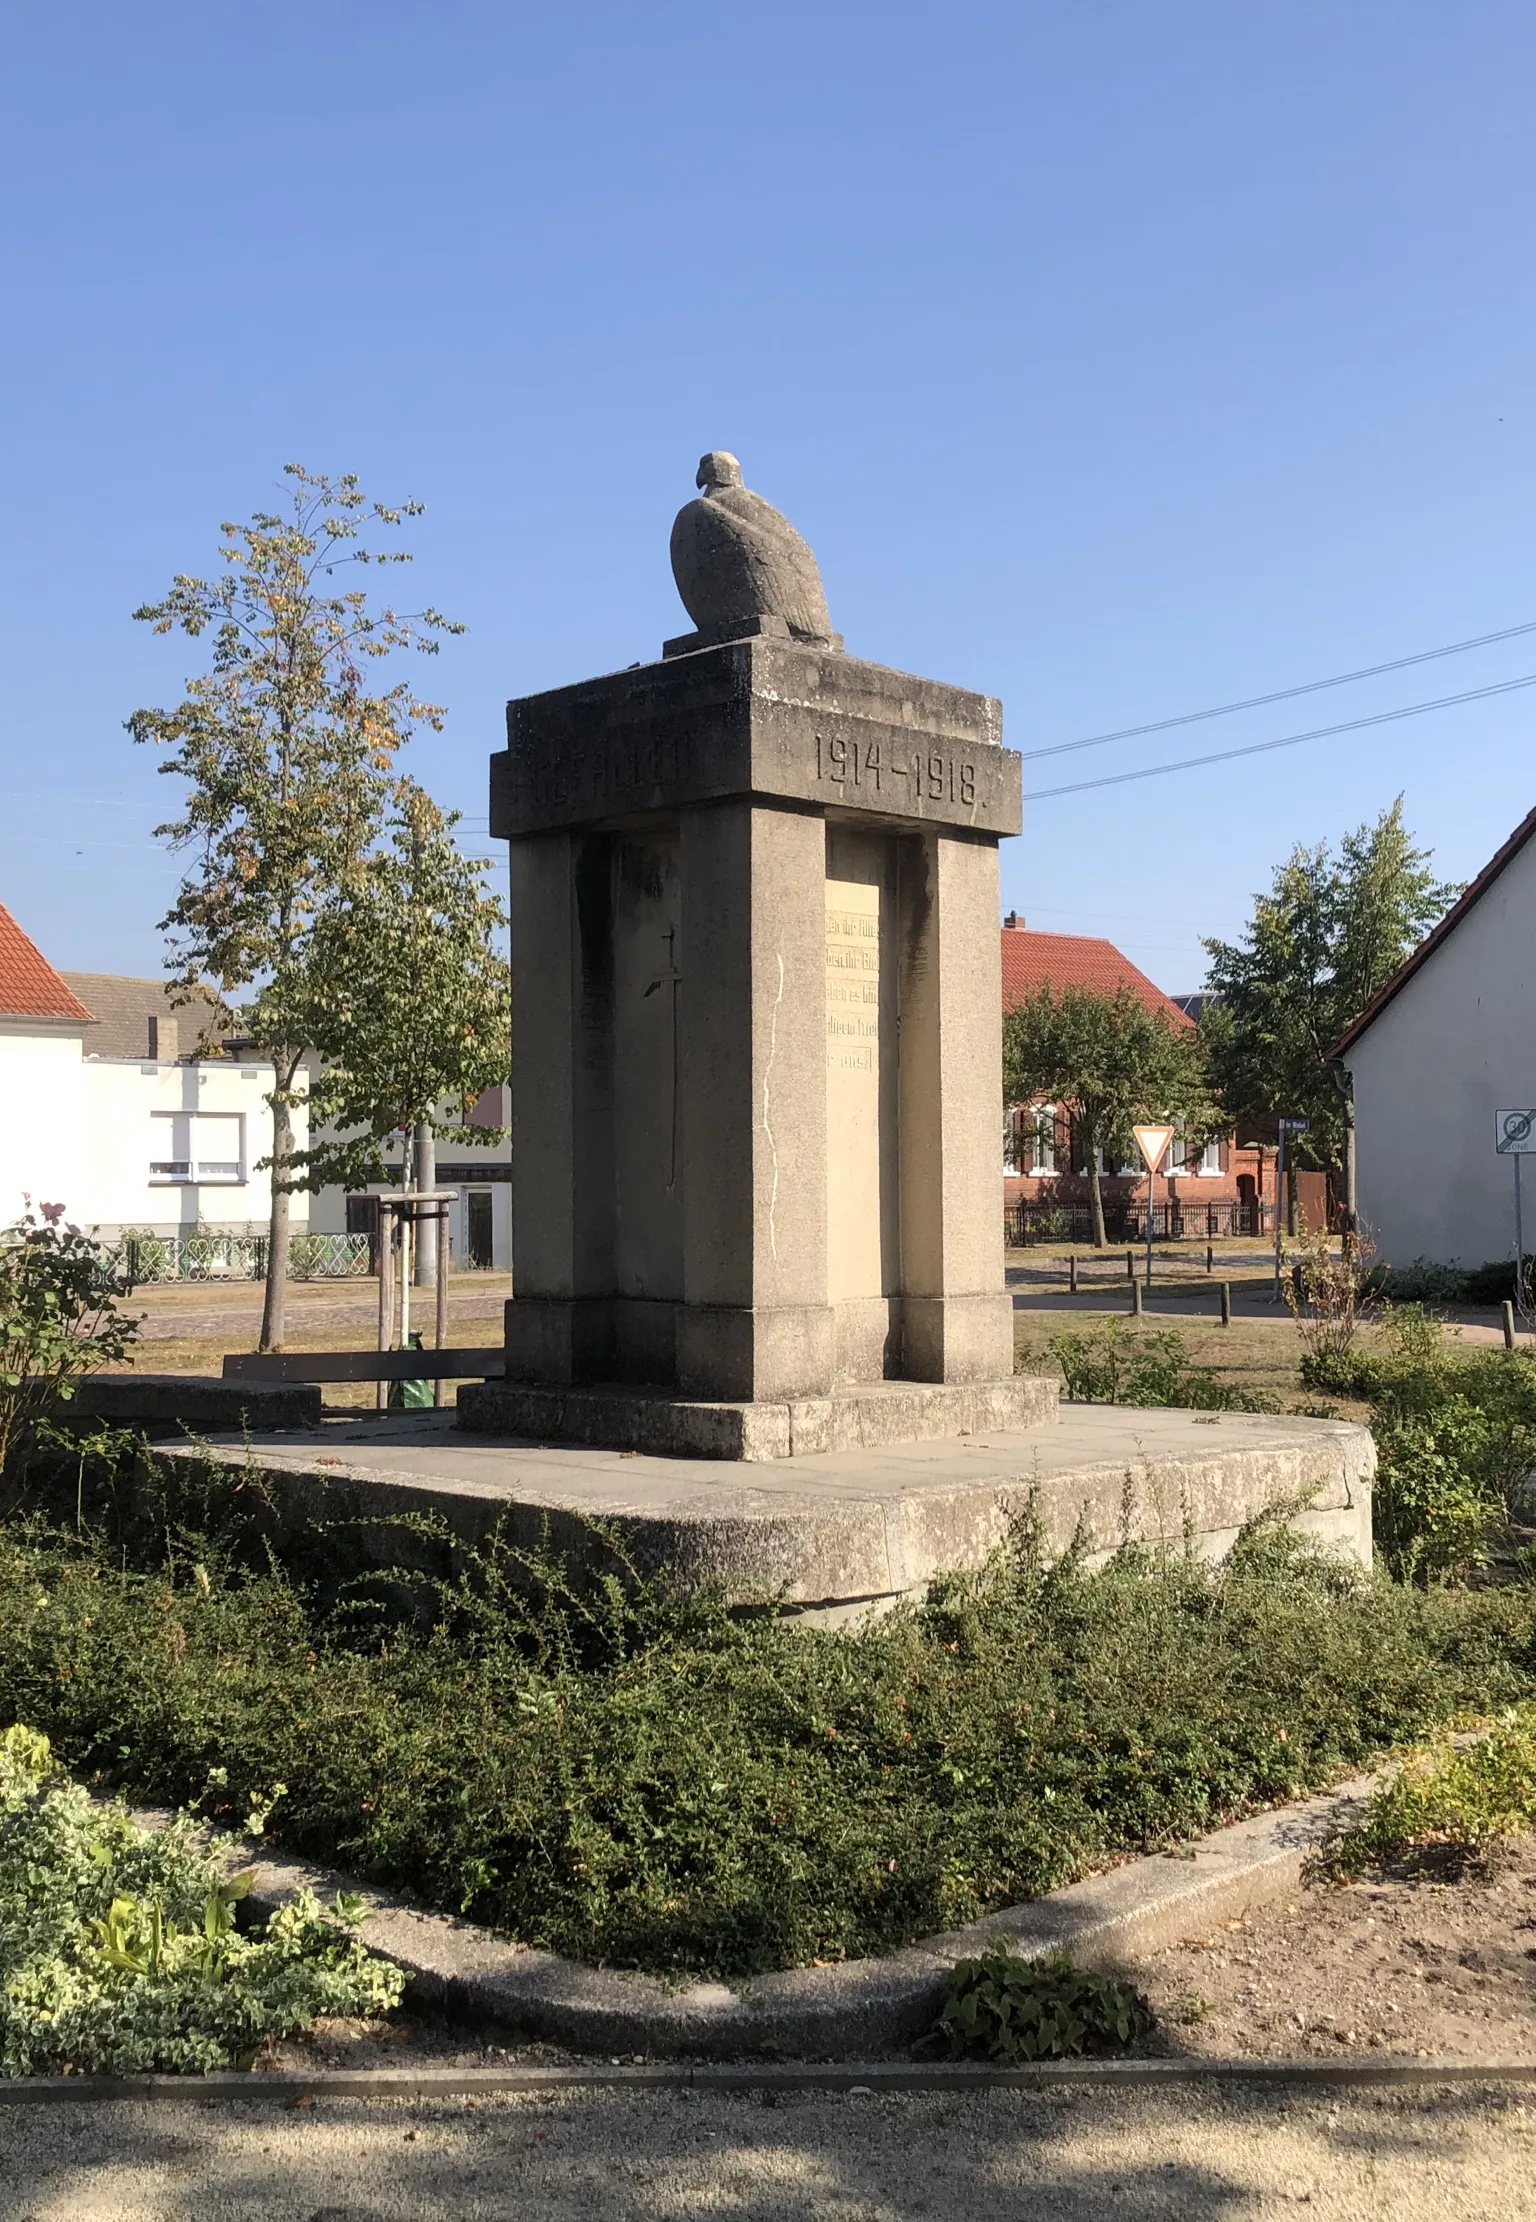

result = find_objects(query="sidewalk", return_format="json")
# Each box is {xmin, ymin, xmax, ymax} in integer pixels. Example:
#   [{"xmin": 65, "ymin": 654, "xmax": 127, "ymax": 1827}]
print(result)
[{"xmin": 2, "ymin": 2077, "xmax": 1531, "ymax": 2219}]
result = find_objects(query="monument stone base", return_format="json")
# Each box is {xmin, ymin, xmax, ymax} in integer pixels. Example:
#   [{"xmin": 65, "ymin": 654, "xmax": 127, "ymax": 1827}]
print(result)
[
  {"xmin": 159, "ymin": 1405, "xmax": 1375, "ymax": 1627},
  {"xmin": 456, "ymin": 1371, "xmax": 1057, "ymax": 1463}
]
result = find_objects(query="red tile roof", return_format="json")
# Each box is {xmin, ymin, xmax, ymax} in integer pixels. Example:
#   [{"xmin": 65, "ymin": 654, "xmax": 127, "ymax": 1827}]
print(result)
[
  {"xmin": 1000, "ymin": 921, "xmax": 1193, "ymax": 1029},
  {"xmin": 0, "ymin": 903, "xmax": 96, "ymax": 1023}
]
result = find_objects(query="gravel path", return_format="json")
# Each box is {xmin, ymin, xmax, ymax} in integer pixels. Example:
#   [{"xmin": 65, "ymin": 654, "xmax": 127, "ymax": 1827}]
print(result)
[{"xmin": 4, "ymin": 2082, "xmax": 1535, "ymax": 2218}]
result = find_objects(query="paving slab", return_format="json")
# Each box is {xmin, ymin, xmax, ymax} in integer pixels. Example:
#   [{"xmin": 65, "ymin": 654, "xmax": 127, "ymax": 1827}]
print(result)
[{"xmin": 157, "ymin": 1401, "xmax": 1373, "ymax": 1616}]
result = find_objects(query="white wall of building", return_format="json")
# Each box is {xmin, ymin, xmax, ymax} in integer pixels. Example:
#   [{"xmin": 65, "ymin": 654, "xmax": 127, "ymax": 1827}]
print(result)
[
  {"xmin": 0, "ymin": 1022, "xmax": 90, "ymax": 1225},
  {"xmin": 1346, "ymin": 830, "xmax": 1536, "ymax": 1269},
  {"xmin": 0, "ymin": 1024, "xmax": 307, "ymax": 1241},
  {"xmin": 306, "ymin": 1082, "xmax": 512, "ymax": 1272}
]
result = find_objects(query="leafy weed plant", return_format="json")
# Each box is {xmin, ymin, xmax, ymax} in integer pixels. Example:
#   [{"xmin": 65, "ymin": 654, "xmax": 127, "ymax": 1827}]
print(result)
[
  {"xmin": 936, "ymin": 1947, "xmax": 1153, "ymax": 2062},
  {"xmin": 1321, "ymin": 1706, "xmax": 1536, "ymax": 1879},
  {"xmin": 1047, "ymin": 1323, "xmax": 1272, "ymax": 1411}
]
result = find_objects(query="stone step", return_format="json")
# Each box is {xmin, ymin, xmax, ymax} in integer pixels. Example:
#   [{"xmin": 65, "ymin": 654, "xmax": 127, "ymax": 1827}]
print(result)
[{"xmin": 455, "ymin": 1374, "xmax": 1058, "ymax": 1461}]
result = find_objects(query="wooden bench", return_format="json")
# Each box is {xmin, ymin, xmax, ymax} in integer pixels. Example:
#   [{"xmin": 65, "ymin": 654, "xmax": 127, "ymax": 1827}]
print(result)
[{"xmin": 222, "ymin": 1348, "xmax": 505, "ymax": 1384}]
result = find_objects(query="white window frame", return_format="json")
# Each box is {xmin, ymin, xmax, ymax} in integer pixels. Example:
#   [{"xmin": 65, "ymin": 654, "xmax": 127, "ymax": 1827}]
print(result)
[
  {"xmin": 1028, "ymin": 1104, "xmax": 1057, "ymax": 1177},
  {"xmin": 149, "ymin": 1110, "xmax": 247, "ymax": 1187}
]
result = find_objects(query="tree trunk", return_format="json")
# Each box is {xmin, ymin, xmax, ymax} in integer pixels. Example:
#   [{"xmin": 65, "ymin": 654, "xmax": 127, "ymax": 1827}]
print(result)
[
  {"xmin": 413, "ymin": 1121, "xmax": 437, "ymax": 1285},
  {"xmin": 1086, "ymin": 1118, "xmax": 1108, "ymax": 1248},
  {"xmin": 259, "ymin": 1087, "xmax": 294, "ymax": 1352},
  {"xmin": 1342, "ymin": 1096, "xmax": 1358, "ymax": 1249}
]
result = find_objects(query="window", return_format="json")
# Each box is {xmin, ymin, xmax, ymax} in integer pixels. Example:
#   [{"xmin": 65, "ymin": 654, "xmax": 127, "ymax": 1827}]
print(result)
[
  {"xmin": 150, "ymin": 1112, "xmax": 244, "ymax": 1184},
  {"xmin": 1026, "ymin": 1105, "xmax": 1057, "ymax": 1175},
  {"xmin": 1197, "ymin": 1134, "xmax": 1223, "ymax": 1176},
  {"xmin": 1005, "ymin": 1104, "xmax": 1058, "ymax": 1175}
]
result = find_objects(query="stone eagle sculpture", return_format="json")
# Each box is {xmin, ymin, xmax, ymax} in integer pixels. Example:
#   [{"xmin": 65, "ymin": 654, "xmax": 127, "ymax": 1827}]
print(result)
[{"xmin": 668, "ymin": 452, "xmax": 838, "ymax": 651}]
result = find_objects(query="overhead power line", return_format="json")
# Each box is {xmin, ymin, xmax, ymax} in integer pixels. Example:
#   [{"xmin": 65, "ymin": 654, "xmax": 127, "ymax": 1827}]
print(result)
[
  {"xmin": 1027, "ymin": 670, "xmax": 1536, "ymax": 801},
  {"xmin": 1022, "ymin": 617, "xmax": 1536, "ymax": 763}
]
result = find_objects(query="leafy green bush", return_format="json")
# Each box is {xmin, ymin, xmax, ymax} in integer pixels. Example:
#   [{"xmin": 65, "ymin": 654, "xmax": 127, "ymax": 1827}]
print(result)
[
  {"xmin": 2, "ymin": 1457, "xmax": 1535, "ymax": 1979},
  {"xmin": 1322, "ymin": 1706, "xmax": 1536, "ymax": 1876},
  {"xmin": 1365, "ymin": 1257, "xmax": 1536, "ymax": 1307},
  {"xmin": 1463, "ymin": 1259, "xmax": 1536, "ymax": 1306},
  {"xmin": 1363, "ymin": 1258, "xmax": 1472, "ymax": 1306},
  {"xmin": 0, "ymin": 1209, "xmax": 138, "ymax": 1474},
  {"xmin": 936, "ymin": 1947, "xmax": 1153, "ymax": 2061},
  {"xmin": 1372, "ymin": 1400, "xmax": 1518, "ymax": 1582},
  {"xmin": 0, "ymin": 1723, "xmax": 402, "ymax": 2075},
  {"xmin": 1047, "ymin": 1324, "xmax": 1272, "ymax": 1411},
  {"xmin": 1300, "ymin": 1309, "xmax": 1536, "ymax": 1579}
]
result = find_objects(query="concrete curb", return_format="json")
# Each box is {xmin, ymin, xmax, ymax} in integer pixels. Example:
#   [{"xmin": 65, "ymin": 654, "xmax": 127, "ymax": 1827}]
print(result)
[
  {"xmin": 208, "ymin": 1769, "xmax": 1382, "ymax": 2061},
  {"xmin": 5, "ymin": 2058, "xmax": 1536, "ymax": 2105}
]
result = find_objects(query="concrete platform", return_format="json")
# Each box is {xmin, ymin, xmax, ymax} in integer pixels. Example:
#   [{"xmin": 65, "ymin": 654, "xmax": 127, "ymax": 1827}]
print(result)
[
  {"xmin": 158, "ymin": 1402, "xmax": 1374, "ymax": 1621},
  {"xmin": 456, "ymin": 1374, "xmax": 1057, "ymax": 1461},
  {"xmin": 69, "ymin": 1374, "xmax": 323, "ymax": 1436}
]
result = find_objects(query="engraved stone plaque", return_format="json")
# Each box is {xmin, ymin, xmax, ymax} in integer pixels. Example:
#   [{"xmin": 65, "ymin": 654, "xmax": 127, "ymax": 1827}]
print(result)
[{"xmin": 491, "ymin": 638, "xmax": 1022, "ymax": 841}]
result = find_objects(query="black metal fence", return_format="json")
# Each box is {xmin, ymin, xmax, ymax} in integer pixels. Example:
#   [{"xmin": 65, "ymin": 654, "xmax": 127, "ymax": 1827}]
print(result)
[{"xmin": 1004, "ymin": 1197, "xmax": 1263, "ymax": 1248}]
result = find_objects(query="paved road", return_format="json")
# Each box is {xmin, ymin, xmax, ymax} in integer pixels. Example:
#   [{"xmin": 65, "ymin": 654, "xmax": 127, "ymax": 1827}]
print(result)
[
  {"xmin": 4, "ymin": 2081, "xmax": 1535, "ymax": 2219},
  {"xmin": 1005, "ymin": 1259, "xmax": 1531, "ymax": 1342}
]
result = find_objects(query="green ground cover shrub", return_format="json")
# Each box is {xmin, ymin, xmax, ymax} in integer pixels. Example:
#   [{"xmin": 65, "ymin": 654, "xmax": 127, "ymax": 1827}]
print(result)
[
  {"xmin": 1322, "ymin": 1705, "xmax": 1536, "ymax": 1877},
  {"xmin": 1, "ymin": 1448, "xmax": 1533, "ymax": 1980},
  {"xmin": 0, "ymin": 1723, "xmax": 401, "ymax": 2075},
  {"xmin": 1047, "ymin": 1324, "xmax": 1273, "ymax": 1411}
]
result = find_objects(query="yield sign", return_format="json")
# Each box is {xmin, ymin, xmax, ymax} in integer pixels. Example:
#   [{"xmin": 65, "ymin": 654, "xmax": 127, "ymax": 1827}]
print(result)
[{"xmin": 1132, "ymin": 1124, "xmax": 1176, "ymax": 1174}]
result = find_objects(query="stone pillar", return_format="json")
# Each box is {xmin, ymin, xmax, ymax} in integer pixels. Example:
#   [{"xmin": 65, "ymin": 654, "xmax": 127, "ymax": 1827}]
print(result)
[
  {"xmin": 897, "ymin": 831, "xmax": 1014, "ymax": 1380},
  {"xmin": 503, "ymin": 830, "xmax": 587, "ymax": 1383},
  {"xmin": 675, "ymin": 801, "xmax": 832, "ymax": 1400},
  {"xmin": 487, "ymin": 637, "xmax": 1022, "ymax": 1412}
]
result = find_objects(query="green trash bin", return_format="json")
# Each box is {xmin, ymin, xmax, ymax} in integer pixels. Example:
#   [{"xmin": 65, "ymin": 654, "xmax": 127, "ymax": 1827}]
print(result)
[{"xmin": 388, "ymin": 1332, "xmax": 433, "ymax": 1410}]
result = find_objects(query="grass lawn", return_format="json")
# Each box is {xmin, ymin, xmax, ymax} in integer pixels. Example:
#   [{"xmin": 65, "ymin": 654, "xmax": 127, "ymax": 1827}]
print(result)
[
  {"xmin": 1013, "ymin": 1309, "xmax": 1376, "ymax": 1419},
  {"xmin": 100, "ymin": 1273, "xmax": 510, "ymax": 1410}
]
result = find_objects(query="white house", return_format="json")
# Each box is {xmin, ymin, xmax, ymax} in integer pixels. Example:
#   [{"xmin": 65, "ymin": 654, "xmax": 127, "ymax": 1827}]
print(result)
[
  {"xmin": 0, "ymin": 902, "xmax": 306, "ymax": 1245},
  {"xmin": 1335, "ymin": 804, "xmax": 1536, "ymax": 1270},
  {"xmin": 306, "ymin": 1087, "xmax": 513, "ymax": 1273}
]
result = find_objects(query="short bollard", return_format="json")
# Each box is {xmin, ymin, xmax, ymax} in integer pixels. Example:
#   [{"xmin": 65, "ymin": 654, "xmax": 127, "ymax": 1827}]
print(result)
[
  {"xmin": 1069, "ymin": 1255, "xmax": 1077, "ymax": 1295},
  {"xmin": 1505, "ymin": 1300, "xmax": 1517, "ymax": 1352},
  {"xmin": 1220, "ymin": 1280, "xmax": 1232, "ymax": 1327},
  {"xmin": 1131, "ymin": 1279, "xmax": 1144, "ymax": 1318}
]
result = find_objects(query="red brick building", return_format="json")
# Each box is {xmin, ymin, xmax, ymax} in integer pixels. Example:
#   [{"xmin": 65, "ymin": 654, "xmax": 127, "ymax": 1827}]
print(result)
[{"xmin": 1000, "ymin": 915, "xmax": 1272, "ymax": 1240}]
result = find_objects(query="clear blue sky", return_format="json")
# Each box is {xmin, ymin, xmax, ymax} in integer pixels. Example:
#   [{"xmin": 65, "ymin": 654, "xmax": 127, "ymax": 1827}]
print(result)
[{"xmin": 3, "ymin": 2, "xmax": 1533, "ymax": 993}]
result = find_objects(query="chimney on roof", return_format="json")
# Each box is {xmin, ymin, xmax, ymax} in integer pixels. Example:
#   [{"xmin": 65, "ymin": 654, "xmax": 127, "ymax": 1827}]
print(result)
[{"xmin": 1003, "ymin": 911, "xmax": 1025, "ymax": 930}]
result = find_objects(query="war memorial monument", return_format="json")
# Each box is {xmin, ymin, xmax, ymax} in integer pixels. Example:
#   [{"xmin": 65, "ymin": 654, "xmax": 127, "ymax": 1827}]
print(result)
[{"xmin": 194, "ymin": 455, "xmax": 1373, "ymax": 1618}]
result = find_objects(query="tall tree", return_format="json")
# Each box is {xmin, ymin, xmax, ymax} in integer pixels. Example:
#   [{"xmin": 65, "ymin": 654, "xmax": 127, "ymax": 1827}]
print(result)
[
  {"xmin": 1201, "ymin": 799, "xmax": 1457, "ymax": 1217},
  {"xmin": 128, "ymin": 464, "xmax": 462, "ymax": 1349},
  {"xmin": 292, "ymin": 786, "xmax": 510, "ymax": 1208},
  {"xmin": 1002, "ymin": 983, "xmax": 1212, "ymax": 1247}
]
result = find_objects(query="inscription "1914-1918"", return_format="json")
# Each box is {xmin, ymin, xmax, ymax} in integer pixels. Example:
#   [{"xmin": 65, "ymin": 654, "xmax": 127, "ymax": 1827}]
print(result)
[{"xmin": 816, "ymin": 732, "xmax": 977, "ymax": 807}]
